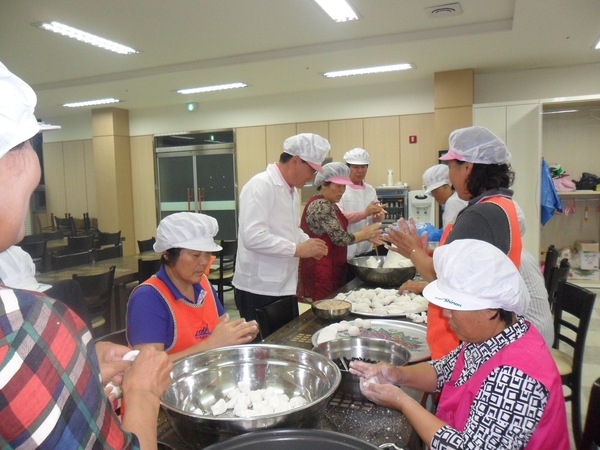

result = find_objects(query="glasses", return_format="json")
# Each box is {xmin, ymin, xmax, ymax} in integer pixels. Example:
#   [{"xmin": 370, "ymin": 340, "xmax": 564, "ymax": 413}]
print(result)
[{"xmin": 301, "ymin": 159, "xmax": 318, "ymax": 175}]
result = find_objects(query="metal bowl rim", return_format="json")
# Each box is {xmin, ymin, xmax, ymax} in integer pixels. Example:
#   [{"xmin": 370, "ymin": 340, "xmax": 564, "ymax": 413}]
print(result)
[
  {"xmin": 311, "ymin": 335, "xmax": 412, "ymax": 359},
  {"xmin": 160, "ymin": 343, "xmax": 342, "ymax": 421}
]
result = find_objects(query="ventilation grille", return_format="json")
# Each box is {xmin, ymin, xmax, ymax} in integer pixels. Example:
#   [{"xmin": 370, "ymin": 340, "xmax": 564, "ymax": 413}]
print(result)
[{"xmin": 425, "ymin": 2, "xmax": 463, "ymax": 18}]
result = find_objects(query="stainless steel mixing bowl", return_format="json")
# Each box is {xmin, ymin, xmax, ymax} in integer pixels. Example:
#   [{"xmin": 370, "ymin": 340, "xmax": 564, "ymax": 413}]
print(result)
[
  {"xmin": 160, "ymin": 344, "xmax": 341, "ymax": 447},
  {"xmin": 312, "ymin": 337, "xmax": 411, "ymax": 398},
  {"xmin": 348, "ymin": 255, "xmax": 416, "ymax": 288}
]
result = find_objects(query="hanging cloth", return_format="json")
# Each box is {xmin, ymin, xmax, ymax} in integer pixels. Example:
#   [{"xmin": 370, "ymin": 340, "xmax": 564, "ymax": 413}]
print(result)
[{"xmin": 540, "ymin": 159, "xmax": 562, "ymax": 225}]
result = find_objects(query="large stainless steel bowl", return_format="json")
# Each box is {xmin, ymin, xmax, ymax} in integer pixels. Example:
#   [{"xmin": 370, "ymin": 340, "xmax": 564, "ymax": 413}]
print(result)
[
  {"xmin": 161, "ymin": 344, "xmax": 341, "ymax": 447},
  {"xmin": 348, "ymin": 255, "xmax": 416, "ymax": 288},
  {"xmin": 312, "ymin": 337, "xmax": 411, "ymax": 398}
]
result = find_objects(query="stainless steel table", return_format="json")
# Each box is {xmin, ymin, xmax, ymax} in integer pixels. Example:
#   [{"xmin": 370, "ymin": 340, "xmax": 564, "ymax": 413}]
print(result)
[{"xmin": 157, "ymin": 278, "xmax": 427, "ymax": 449}]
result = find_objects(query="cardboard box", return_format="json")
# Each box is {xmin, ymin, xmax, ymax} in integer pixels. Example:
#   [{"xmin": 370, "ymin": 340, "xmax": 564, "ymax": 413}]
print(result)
[{"xmin": 575, "ymin": 240, "xmax": 599, "ymax": 271}]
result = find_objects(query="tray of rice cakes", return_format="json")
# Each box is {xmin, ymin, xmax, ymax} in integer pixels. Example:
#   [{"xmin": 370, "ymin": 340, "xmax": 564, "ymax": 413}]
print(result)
[{"xmin": 331, "ymin": 288, "xmax": 428, "ymax": 318}]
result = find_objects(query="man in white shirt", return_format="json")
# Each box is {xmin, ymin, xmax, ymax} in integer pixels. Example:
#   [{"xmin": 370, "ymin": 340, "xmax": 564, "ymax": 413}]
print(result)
[
  {"xmin": 233, "ymin": 133, "xmax": 329, "ymax": 330},
  {"xmin": 337, "ymin": 148, "xmax": 386, "ymax": 260}
]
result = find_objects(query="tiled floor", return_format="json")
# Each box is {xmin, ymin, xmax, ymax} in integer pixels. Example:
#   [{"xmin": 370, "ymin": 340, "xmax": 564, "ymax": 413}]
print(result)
[{"xmin": 221, "ymin": 287, "xmax": 600, "ymax": 449}]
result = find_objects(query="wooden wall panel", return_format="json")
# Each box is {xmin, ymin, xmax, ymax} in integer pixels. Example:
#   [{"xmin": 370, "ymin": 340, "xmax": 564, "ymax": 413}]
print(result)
[
  {"xmin": 297, "ymin": 121, "xmax": 329, "ymax": 140},
  {"xmin": 62, "ymin": 140, "xmax": 88, "ymax": 218},
  {"xmin": 236, "ymin": 126, "xmax": 267, "ymax": 193},
  {"xmin": 83, "ymin": 139, "xmax": 96, "ymax": 217},
  {"xmin": 400, "ymin": 113, "xmax": 436, "ymax": 191},
  {"xmin": 328, "ymin": 118, "xmax": 363, "ymax": 162},
  {"xmin": 42, "ymin": 142, "xmax": 66, "ymax": 224},
  {"xmin": 363, "ymin": 116, "xmax": 400, "ymax": 187},
  {"xmin": 130, "ymin": 134, "xmax": 157, "ymax": 249},
  {"xmin": 266, "ymin": 123, "xmax": 297, "ymax": 163}
]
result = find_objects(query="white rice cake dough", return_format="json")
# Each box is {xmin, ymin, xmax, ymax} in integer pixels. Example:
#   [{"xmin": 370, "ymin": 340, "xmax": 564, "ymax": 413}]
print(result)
[
  {"xmin": 205, "ymin": 385, "xmax": 309, "ymax": 418},
  {"xmin": 335, "ymin": 288, "xmax": 427, "ymax": 316},
  {"xmin": 382, "ymin": 249, "xmax": 414, "ymax": 268},
  {"xmin": 315, "ymin": 318, "xmax": 373, "ymax": 344}
]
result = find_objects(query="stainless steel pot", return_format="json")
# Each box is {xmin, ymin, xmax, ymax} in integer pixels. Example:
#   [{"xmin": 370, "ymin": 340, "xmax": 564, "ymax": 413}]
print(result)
[
  {"xmin": 312, "ymin": 337, "xmax": 411, "ymax": 398},
  {"xmin": 160, "ymin": 344, "xmax": 341, "ymax": 447},
  {"xmin": 203, "ymin": 429, "xmax": 380, "ymax": 450}
]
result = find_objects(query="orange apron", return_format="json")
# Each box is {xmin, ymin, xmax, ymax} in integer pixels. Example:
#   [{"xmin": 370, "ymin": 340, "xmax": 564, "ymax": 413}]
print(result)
[{"xmin": 427, "ymin": 195, "xmax": 522, "ymax": 359}]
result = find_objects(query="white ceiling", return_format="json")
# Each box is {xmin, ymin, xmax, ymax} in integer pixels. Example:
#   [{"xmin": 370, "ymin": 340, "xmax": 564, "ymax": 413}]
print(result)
[{"xmin": 1, "ymin": 0, "xmax": 599, "ymax": 120}]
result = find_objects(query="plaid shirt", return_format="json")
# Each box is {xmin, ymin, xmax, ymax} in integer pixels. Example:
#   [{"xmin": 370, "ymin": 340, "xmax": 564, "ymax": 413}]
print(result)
[{"xmin": 0, "ymin": 286, "xmax": 139, "ymax": 449}]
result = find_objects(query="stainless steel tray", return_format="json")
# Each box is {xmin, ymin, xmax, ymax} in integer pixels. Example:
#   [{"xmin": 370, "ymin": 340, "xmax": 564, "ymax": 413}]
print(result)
[{"xmin": 312, "ymin": 319, "xmax": 430, "ymax": 362}]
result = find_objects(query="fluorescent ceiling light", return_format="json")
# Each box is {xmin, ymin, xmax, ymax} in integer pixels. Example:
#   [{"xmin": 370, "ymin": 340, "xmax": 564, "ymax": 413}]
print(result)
[
  {"xmin": 324, "ymin": 63, "xmax": 414, "ymax": 78},
  {"xmin": 177, "ymin": 82, "xmax": 248, "ymax": 95},
  {"xmin": 314, "ymin": 0, "xmax": 358, "ymax": 22},
  {"xmin": 34, "ymin": 21, "xmax": 138, "ymax": 55},
  {"xmin": 63, "ymin": 98, "xmax": 121, "ymax": 108},
  {"xmin": 542, "ymin": 109, "xmax": 579, "ymax": 115}
]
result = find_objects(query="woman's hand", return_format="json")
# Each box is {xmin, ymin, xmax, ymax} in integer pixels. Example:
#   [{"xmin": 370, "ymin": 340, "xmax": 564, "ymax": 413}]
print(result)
[
  {"xmin": 349, "ymin": 361, "xmax": 401, "ymax": 385},
  {"xmin": 383, "ymin": 218, "xmax": 426, "ymax": 258},
  {"xmin": 96, "ymin": 341, "xmax": 133, "ymax": 386},
  {"xmin": 364, "ymin": 201, "xmax": 387, "ymax": 218},
  {"xmin": 354, "ymin": 222, "xmax": 382, "ymax": 244},
  {"xmin": 398, "ymin": 280, "xmax": 428, "ymax": 295},
  {"xmin": 359, "ymin": 379, "xmax": 411, "ymax": 411},
  {"xmin": 208, "ymin": 314, "xmax": 259, "ymax": 346}
]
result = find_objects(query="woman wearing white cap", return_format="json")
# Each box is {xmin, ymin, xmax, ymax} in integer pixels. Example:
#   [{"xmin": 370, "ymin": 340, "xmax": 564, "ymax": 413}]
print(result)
[
  {"xmin": 337, "ymin": 148, "xmax": 386, "ymax": 260},
  {"xmin": 297, "ymin": 162, "xmax": 383, "ymax": 301},
  {"xmin": 0, "ymin": 61, "xmax": 172, "ymax": 449},
  {"xmin": 421, "ymin": 164, "xmax": 467, "ymax": 228},
  {"xmin": 127, "ymin": 212, "xmax": 258, "ymax": 360},
  {"xmin": 386, "ymin": 126, "xmax": 523, "ymax": 359},
  {"xmin": 350, "ymin": 240, "xmax": 569, "ymax": 450}
]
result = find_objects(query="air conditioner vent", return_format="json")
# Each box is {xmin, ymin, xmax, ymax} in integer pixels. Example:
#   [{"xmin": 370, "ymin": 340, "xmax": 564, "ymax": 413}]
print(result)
[{"xmin": 425, "ymin": 2, "xmax": 463, "ymax": 18}]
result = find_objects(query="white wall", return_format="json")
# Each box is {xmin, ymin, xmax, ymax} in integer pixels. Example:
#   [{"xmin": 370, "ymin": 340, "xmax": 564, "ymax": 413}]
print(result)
[
  {"xmin": 42, "ymin": 62, "xmax": 600, "ymax": 144},
  {"xmin": 475, "ymin": 63, "xmax": 600, "ymax": 104}
]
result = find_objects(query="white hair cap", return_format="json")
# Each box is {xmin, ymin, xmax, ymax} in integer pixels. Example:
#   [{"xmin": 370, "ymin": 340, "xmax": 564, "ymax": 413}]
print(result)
[
  {"xmin": 0, "ymin": 61, "xmax": 41, "ymax": 159},
  {"xmin": 423, "ymin": 239, "xmax": 528, "ymax": 316},
  {"xmin": 282, "ymin": 133, "xmax": 330, "ymax": 172},
  {"xmin": 154, "ymin": 212, "xmax": 222, "ymax": 253},
  {"xmin": 422, "ymin": 164, "xmax": 451, "ymax": 194},
  {"xmin": 314, "ymin": 162, "xmax": 353, "ymax": 187},
  {"xmin": 440, "ymin": 126, "xmax": 511, "ymax": 165},
  {"xmin": 343, "ymin": 148, "xmax": 371, "ymax": 165}
]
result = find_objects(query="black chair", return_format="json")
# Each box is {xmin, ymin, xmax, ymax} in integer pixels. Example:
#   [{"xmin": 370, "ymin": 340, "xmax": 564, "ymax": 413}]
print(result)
[
  {"xmin": 546, "ymin": 258, "xmax": 570, "ymax": 313},
  {"xmin": 98, "ymin": 230, "xmax": 122, "ymax": 247},
  {"xmin": 138, "ymin": 258, "xmax": 162, "ymax": 283},
  {"xmin": 137, "ymin": 237, "xmax": 156, "ymax": 253},
  {"xmin": 55, "ymin": 215, "xmax": 76, "ymax": 236},
  {"xmin": 543, "ymin": 244, "xmax": 559, "ymax": 291},
  {"xmin": 50, "ymin": 249, "xmax": 94, "ymax": 270},
  {"xmin": 207, "ymin": 239, "xmax": 237, "ymax": 301},
  {"xmin": 19, "ymin": 233, "xmax": 47, "ymax": 244},
  {"xmin": 73, "ymin": 266, "xmax": 116, "ymax": 338},
  {"xmin": 550, "ymin": 281, "xmax": 596, "ymax": 448},
  {"xmin": 67, "ymin": 235, "xmax": 94, "ymax": 253},
  {"xmin": 19, "ymin": 240, "xmax": 48, "ymax": 272},
  {"xmin": 44, "ymin": 229, "xmax": 64, "ymax": 240},
  {"xmin": 46, "ymin": 279, "xmax": 92, "ymax": 330},
  {"xmin": 255, "ymin": 296, "xmax": 299, "ymax": 341},
  {"xmin": 581, "ymin": 377, "xmax": 600, "ymax": 450},
  {"xmin": 94, "ymin": 244, "xmax": 123, "ymax": 261}
]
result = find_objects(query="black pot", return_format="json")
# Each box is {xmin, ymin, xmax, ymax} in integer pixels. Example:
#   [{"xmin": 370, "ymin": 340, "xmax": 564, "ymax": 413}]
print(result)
[{"xmin": 203, "ymin": 429, "xmax": 379, "ymax": 450}]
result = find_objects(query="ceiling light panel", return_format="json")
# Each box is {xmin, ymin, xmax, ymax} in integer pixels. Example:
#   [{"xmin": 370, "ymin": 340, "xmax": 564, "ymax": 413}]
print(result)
[
  {"xmin": 34, "ymin": 21, "xmax": 138, "ymax": 55},
  {"xmin": 63, "ymin": 98, "xmax": 121, "ymax": 108},
  {"xmin": 324, "ymin": 63, "xmax": 414, "ymax": 78},
  {"xmin": 313, "ymin": 0, "xmax": 358, "ymax": 22},
  {"xmin": 177, "ymin": 82, "xmax": 248, "ymax": 95}
]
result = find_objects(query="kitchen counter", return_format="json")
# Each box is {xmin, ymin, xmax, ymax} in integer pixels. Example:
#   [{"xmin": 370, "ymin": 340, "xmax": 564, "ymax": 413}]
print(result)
[{"xmin": 157, "ymin": 278, "xmax": 427, "ymax": 449}]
